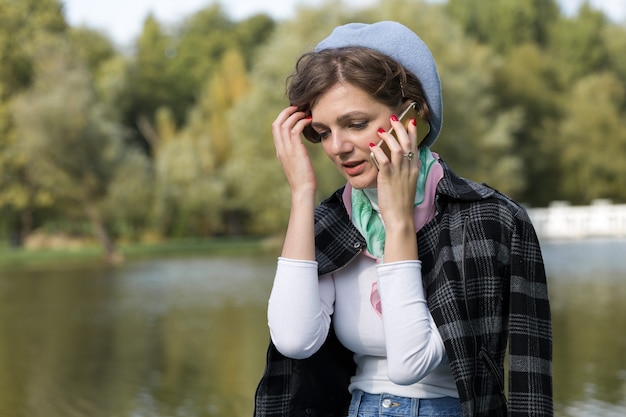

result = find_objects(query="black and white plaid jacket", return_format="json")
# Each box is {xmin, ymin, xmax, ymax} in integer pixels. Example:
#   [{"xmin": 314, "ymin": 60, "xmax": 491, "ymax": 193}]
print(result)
[{"xmin": 253, "ymin": 160, "xmax": 553, "ymax": 417}]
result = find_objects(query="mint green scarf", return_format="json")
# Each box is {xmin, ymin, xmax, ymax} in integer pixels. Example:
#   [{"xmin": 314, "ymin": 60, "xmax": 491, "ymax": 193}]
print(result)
[{"xmin": 351, "ymin": 147, "xmax": 437, "ymax": 259}]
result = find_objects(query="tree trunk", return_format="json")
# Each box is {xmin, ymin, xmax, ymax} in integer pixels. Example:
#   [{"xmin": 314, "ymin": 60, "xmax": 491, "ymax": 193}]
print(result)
[
  {"xmin": 84, "ymin": 202, "xmax": 123, "ymax": 264},
  {"xmin": 19, "ymin": 207, "xmax": 34, "ymax": 245}
]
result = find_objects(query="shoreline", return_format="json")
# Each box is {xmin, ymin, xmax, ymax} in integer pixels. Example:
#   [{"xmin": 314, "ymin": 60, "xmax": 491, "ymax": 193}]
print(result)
[{"xmin": 528, "ymin": 199, "xmax": 626, "ymax": 241}]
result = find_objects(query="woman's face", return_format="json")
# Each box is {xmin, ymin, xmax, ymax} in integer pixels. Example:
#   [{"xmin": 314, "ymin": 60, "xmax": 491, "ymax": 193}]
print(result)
[{"xmin": 310, "ymin": 82, "xmax": 393, "ymax": 189}]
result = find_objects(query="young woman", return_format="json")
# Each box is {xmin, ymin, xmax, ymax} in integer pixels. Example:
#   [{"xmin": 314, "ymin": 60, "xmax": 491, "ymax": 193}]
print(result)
[{"xmin": 254, "ymin": 21, "xmax": 553, "ymax": 417}]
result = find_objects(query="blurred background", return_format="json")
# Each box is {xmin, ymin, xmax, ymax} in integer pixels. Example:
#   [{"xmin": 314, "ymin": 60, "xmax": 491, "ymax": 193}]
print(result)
[{"xmin": 0, "ymin": 0, "xmax": 625, "ymax": 416}]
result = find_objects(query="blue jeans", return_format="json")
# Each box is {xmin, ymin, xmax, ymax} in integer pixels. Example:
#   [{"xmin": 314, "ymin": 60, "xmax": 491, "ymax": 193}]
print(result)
[{"xmin": 347, "ymin": 390, "xmax": 462, "ymax": 417}]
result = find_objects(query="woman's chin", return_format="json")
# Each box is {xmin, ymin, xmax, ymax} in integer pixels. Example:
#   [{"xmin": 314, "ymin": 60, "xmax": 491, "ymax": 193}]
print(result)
[{"xmin": 347, "ymin": 176, "xmax": 377, "ymax": 190}]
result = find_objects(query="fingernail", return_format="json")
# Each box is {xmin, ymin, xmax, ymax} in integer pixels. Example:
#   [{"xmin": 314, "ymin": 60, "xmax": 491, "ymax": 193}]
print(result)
[
  {"xmin": 377, "ymin": 128, "xmax": 385, "ymax": 134},
  {"xmin": 411, "ymin": 118, "xmax": 417, "ymax": 126},
  {"xmin": 390, "ymin": 114, "xmax": 398, "ymax": 122},
  {"xmin": 369, "ymin": 142, "xmax": 376, "ymax": 147},
  {"xmin": 305, "ymin": 115, "xmax": 312, "ymax": 119}
]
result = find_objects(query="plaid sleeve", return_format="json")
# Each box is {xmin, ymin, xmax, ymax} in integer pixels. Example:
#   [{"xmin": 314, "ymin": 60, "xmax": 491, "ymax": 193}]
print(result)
[
  {"xmin": 507, "ymin": 207, "xmax": 553, "ymax": 416},
  {"xmin": 253, "ymin": 342, "xmax": 292, "ymax": 417}
]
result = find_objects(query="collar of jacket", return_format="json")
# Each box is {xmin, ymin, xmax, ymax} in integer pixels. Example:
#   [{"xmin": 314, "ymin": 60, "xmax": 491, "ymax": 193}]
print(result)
[{"xmin": 315, "ymin": 158, "xmax": 495, "ymax": 276}]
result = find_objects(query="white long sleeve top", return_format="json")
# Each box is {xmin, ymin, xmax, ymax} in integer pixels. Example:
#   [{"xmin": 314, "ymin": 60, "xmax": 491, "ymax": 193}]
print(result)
[{"xmin": 268, "ymin": 254, "xmax": 458, "ymax": 398}]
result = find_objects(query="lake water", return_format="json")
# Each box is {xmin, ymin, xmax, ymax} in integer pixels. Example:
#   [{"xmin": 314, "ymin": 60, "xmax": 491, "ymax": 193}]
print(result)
[{"xmin": 0, "ymin": 239, "xmax": 625, "ymax": 417}]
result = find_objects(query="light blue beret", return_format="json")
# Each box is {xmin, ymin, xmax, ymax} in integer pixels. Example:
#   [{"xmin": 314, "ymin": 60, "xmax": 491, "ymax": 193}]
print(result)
[{"xmin": 315, "ymin": 21, "xmax": 442, "ymax": 147}]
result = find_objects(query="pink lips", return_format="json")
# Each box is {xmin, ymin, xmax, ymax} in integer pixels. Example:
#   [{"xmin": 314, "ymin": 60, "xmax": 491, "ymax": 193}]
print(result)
[{"xmin": 342, "ymin": 160, "xmax": 365, "ymax": 176}]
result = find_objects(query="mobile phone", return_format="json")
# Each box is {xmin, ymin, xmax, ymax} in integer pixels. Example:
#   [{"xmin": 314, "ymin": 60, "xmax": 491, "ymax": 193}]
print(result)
[{"xmin": 370, "ymin": 102, "xmax": 430, "ymax": 170}]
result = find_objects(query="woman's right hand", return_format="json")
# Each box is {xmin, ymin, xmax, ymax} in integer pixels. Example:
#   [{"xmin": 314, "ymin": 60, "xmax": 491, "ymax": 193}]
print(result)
[
  {"xmin": 272, "ymin": 106, "xmax": 316, "ymax": 196},
  {"xmin": 273, "ymin": 106, "xmax": 317, "ymax": 261}
]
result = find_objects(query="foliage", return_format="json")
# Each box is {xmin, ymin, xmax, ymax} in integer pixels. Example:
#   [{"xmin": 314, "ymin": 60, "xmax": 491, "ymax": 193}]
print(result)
[
  {"xmin": 1, "ymin": 0, "xmax": 626, "ymax": 245},
  {"xmin": 491, "ymin": 43, "xmax": 565, "ymax": 205},
  {"xmin": 0, "ymin": 0, "xmax": 67, "ymax": 96},
  {"xmin": 122, "ymin": 5, "xmax": 276, "ymax": 153},
  {"xmin": 447, "ymin": 0, "xmax": 560, "ymax": 52},
  {"xmin": 0, "ymin": 0, "xmax": 67, "ymax": 238},
  {"xmin": 547, "ymin": 3, "xmax": 610, "ymax": 83},
  {"xmin": 11, "ymin": 35, "xmax": 128, "ymax": 259},
  {"xmin": 555, "ymin": 72, "xmax": 626, "ymax": 203}
]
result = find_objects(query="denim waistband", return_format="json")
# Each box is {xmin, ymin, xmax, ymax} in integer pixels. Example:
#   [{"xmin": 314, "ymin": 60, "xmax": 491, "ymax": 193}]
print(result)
[{"xmin": 347, "ymin": 390, "xmax": 462, "ymax": 417}]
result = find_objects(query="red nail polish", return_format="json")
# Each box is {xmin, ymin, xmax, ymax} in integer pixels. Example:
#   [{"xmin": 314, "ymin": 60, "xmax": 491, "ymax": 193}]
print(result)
[
  {"xmin": 377, "ymin": 128, "xmax": 385, "ymax": 134},
  {"xmin": 369, "ymin": 142, "xmax": 376, "ymax": 147},
  {"xmin": 305, "ymin": 115, "xmax": 312, "ymax": 119},
  {"xmin": 391, "ymin": 114, "xmax": 398, "ymax": 122},
  {"xmin": 411, "ymin": 118, "xmax": 417, "ymax": 126}
]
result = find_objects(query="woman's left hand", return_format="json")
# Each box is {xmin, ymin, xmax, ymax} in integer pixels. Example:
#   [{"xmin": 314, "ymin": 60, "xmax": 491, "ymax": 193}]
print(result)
[
  {"xmin": 370, "ymin": 115, "xmax": 420, "ymax": 261},
  {"xmin": 372, "ymin": 115, "xmax": 419, "ymax": 227}
]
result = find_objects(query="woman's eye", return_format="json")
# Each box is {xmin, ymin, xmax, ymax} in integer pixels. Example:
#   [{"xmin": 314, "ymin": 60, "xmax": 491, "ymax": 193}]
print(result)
[
  {"xmin": 315, "ymin": 120, "xmax": 368, "ymax": 140},
  {"xmin": 349, "ymin": 121, "xmax": 368, "ymax": 130},
  {"xmin": 316, "ymin": 130, "xmax": 330, "ymax": 140}
]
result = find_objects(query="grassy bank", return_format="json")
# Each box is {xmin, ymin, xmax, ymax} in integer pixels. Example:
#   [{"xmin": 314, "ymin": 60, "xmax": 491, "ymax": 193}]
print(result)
[{"xmin": 0, "ymin": 236, "xmax": 280, "ymax": 269}]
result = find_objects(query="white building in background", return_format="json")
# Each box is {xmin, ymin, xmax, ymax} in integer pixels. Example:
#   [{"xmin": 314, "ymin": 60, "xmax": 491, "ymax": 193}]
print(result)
[{"xmin": 527, "ymin": 199, "xmax": 626, "ymax": 240}]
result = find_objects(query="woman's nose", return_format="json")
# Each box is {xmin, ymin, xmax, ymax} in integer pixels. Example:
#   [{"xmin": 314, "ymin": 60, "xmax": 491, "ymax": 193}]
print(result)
[{"xmin": 329, "ymin": 132, "xmax": 351, "ymax": 155}]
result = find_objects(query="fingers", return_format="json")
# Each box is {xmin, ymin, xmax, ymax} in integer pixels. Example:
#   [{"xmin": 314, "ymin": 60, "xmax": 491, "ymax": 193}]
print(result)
[
  {"xmin": 390, "ymin": 114, "xmax": 417, "ymax": 154},
  {"xmin": 406, "ymin": 117, "xmax": 419, "ymax": 149},
  {"xmin": 272, "ymin": 106, "xmax": 310, "ymax": 162},
  {"xmin": 374, "ymin": 115, "xmax": 419, "ymax": 169},
  {"xmin": 272, "ymin": 106, "xmax": 309, "ymax": 141},
  {"xmin": 271, "ymin": 106, "xmax": 317, "ymax": 193}
]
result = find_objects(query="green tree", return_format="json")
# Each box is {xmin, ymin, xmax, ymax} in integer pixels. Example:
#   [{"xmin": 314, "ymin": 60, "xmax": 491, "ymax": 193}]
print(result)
[
  {"xmin": 102, "ymin": 150, "xmax": 154, "ymax": 241},
  {"xmin": 0, "ymin": 0, "xmax": 66, "ymax": 95},
  {"xmin": 232, "ymin": 13, "xmax": 276, "ymax": 70},
  {"xmin": 554, "ymin": 72, "xmax": 626, "ymax": 203},
  {"xmin": 121, "ymin": 6, "xmax": 275, "ymax": 157},
  {"xmin": 168, "ymin": 4, "xmax": 237, "ymax": 102},
  {"xmin": 547, "ymin": 3, "xmax": 610, "ymax": 83},
  {"xmin": 167, "ymin": 6, "xmax": 275, "ymax": 124},
  {"xmin": 447, "ymin": 0, "xmax": 559, "ymax": 53},
  {"xmin": 11, "ymin": 37, "xmax": 128, "ymax": 261},
  {"xmin": 148, "ymin": 49, "xmax": 252, "ymax": 237},
  {"xmin": 603, "ymin": 24, "xmax": 626, "ymax": 85},
  {"xmin": 205, "ymin": 49, "xmax": 250, "ymax": 167},
  {"xmin": 0, "ymin": 0, "xmax": 67, "ymax": 240},
  {"xmin": 69, "ymin": 26, "xmax": 116, "ymax": 75},
  {"xmin": 151, "ymin": 132, "xmax": 224, "ymax": 237},
  {"xmin": 124, "ymin": 14, "xmax": 175, "ymax": 152},
  {"xmin": 427, "ymin": 36, "xmax": 525, "ymax": 196},
  {"xmin": 116, "ymin": 7, "xmax": 277, "ymax": 236},
  {"xmin": 492, "ymin": 44, "xmax": 565, "ymax": 205}
]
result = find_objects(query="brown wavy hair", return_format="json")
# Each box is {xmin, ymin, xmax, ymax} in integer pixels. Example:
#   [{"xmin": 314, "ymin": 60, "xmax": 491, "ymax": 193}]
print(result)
[{"xmin": 286, "ymin": 46, "xmax": 430, "ymax": 143}]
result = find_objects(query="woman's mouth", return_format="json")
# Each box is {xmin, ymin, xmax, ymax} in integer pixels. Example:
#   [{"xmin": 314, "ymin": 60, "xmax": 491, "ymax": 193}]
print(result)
[{"xmin": 342, "ymin": 160, "xmax": 366, "ymax": 176}]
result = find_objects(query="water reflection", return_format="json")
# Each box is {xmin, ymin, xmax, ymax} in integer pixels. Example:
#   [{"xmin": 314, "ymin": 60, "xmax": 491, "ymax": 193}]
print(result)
[
  {"xmin": 0, "ymin": 256, "xmax": 274, "ymax": 417},
  {"xmin": 0, "ymin": 240, "xmax": 625, "ymax": 417},
  {"xmin": 542, "ymin": 239, "xmax": 626, "ymax": 417}
]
